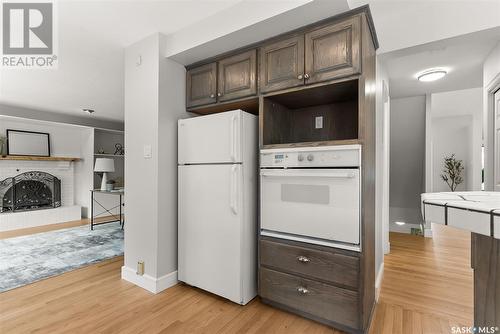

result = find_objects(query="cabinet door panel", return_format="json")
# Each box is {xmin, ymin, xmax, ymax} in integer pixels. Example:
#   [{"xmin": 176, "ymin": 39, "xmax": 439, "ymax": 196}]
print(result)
[
  {"xmin": 259, "ymin": 36, "xmax": 304, "ymax": 93},
  {"xmin": 218, "ymin": 50, "xmax": 257, "ymax": 102},
  {"xmin": 305, "ymin": 16, "xmax": 361, "ymax": 84},
  {"xmin": 186, "ymin": 62, "xmax": 217, "ymax": 108}
]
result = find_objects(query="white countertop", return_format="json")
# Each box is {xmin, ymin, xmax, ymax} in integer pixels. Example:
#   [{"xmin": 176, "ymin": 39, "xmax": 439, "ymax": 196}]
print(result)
[{"xmin": 421, "ymin": 192, "xmax": 500, "ymax": 239}]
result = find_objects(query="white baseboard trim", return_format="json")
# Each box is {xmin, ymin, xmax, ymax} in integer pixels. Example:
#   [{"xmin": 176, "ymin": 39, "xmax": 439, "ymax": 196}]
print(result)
[
  {"xmin": 375, "ymin": 263, "xmax": 384, "ymax": 302},
  {"xmin": 121, "ymin": 266, "xmax": 178, "ymax": 294}
]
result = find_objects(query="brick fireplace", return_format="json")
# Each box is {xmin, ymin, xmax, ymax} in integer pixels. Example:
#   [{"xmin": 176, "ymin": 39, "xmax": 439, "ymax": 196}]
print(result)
[{"xmin": 0, "ymin": 160, "xmax": 81, "ymax": 232}]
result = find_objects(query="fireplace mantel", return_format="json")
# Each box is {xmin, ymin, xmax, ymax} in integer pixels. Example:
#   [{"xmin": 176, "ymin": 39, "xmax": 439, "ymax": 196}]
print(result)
[{"xmin": 0, "ymin": 156, "xmax": 81, "ymax": 162}]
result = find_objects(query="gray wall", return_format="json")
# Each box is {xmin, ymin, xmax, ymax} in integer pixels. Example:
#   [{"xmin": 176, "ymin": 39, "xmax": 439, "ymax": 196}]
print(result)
[
  {"xmin": 0, "ymin": 103, "xmax": 124, "ymax": 131},
  {"xmin": 123, "ymin": 33, "xmax": 187, "ymax": 291},
  {"xmin": 389, "ymin": 96, "xmax": 426, "ymax": 229}
]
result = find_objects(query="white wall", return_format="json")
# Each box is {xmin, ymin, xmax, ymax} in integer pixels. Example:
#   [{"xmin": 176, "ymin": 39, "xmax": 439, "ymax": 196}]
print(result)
[
  {"xmin": 389, "ymin": 96, "xmax": 426, "ymax": 230},
  {"xmin": 123, "ymin": 33, "xmax": 186, "ymax": 293},
  {"xmin": 483, "ymin": 42, "xmax": 500, "ymax": 191},
  {"xmin": 428, "ymin": 88, "xmax": 483, "ymax": 192},
  {"xmin": 156, "ymin": 49, "xmax": 186, "ymax": 277},
  {"xmin": 166, "ymin": 0, "xmax": 349, "ymax": 65},
  {"xmin": 375, "ymin": 56, "xmax": 390, "ymax": 295}
]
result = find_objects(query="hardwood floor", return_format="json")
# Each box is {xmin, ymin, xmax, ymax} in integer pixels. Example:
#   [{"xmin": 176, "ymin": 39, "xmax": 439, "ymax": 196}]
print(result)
[
  {"xmin": 0, "ymin": 224, "xmax": 472, "ymax": 334},
  {"xmin": 370, "ymin": 224, "xmax": 473, "ymax": 333},
  {"xmin": 0, "ymin": 219, "xmax": 89, "ymax": 239},
  {"xmin": 0, "ymin": 215, "xmax": 123, "ymax": 239}
]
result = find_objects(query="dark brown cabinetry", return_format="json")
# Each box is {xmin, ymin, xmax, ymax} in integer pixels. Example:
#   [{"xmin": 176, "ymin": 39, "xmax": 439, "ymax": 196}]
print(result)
[
  {"xmin": 259, "ymin": 16, "xmax": 361, "ymax": 94},
  {"xmin": 184, "ymin": 6, "xmax": 378, "ymax": 334},
  {"xmin": 260, "ymin": 239, "xmax": 359, "ymax": 289},
  {"xmin": 186, "ymin": 50, "xmax": 257, "ymax": 109},
  {"xmin": 260, "ymin": 267, "xmax": 360, "ymax": 330},
  {"xmin": 305, "ymin": 16, "xmax": 361, "ymax": 84},
  {"xmin": 259, "ymin": 36, "xmax": 304, "ymax": 93},
  {"xmin": 260, "ymin": 79, "xmax": 359, "ymax": 148},
  {"xmin": 259, "ymin": 237, "xmax": 364, "ymax": 332},
  {"xmin": 186, "ymin": 63, "xmax": 217, "ymax": 108},
  {"xmin": 218, "ymin": 49, "xmax": 257, "ymax": 102},
  {"xmin": 471, "ymin": 233, "xmax": 500, "ymax": 328}
]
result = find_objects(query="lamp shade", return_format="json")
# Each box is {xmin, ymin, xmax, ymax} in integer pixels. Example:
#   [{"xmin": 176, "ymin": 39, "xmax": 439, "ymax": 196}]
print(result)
[{"xmin": 94, "ymin": 158, "xmax": 115, "ymax": 172}]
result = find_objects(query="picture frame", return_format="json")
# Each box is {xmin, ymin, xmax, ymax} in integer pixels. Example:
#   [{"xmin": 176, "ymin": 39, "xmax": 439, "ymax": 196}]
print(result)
[{"xmin": 6, "ymin": 129, "xmax": 51, "ymax": 157}]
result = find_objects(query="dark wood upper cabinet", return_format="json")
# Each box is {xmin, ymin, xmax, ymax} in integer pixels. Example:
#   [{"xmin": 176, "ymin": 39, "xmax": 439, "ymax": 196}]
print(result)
[
  {"xmin": 259, "ymin": 35, "xmax": 305, "ymax": 93},
  {"xmin": 305, "ymin": 16, "xmax": 361, "ymax": 85},
  {"xmin": 186, "ymin": 62, "xmax": 217, "ymax": 108},
  {"xmin": 217, "ymin": 50, "xmax": 257, "ymax": 102}
]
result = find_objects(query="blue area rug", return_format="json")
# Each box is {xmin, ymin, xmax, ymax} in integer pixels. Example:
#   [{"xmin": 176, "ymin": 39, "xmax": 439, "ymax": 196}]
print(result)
[{"xmin": 0, "ymin": 223, "xmax": 123, "ymax": 292}]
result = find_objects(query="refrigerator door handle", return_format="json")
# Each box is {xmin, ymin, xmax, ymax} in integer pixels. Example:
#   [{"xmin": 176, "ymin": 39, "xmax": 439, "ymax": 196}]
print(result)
[
  {"xmin": 230, "ymin": 165, "xmax": 238, "ymax": 215},
  {"xmin": 230, "ymin": 114, "xmax": 237, "ymax": 162}
]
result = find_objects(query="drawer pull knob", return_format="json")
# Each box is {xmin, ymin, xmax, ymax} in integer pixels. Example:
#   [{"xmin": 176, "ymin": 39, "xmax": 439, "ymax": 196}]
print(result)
[
  {"xmin": 297, "ymin": 256, "xmax": 310, "ymax": 263},
  {"xmin": 297, "ymin": 286, "xmax": 309, "ymax": 295}
]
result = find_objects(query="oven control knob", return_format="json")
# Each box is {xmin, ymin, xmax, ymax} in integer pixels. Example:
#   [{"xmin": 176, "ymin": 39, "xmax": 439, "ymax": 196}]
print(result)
[
  {"xmin": 307, "ymin": 154, "xmax": 314, "ymax": 162},
  {"xmin": 297, "ymin": 154, "xmax": 304, "ymax": 162}
]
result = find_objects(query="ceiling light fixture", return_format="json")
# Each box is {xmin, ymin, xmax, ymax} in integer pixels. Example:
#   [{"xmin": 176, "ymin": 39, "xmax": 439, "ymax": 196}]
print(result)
[
  {"xmin": 82, "ymin": 108, "xmax": 95, "ymax": 114},
  {"xmin": 395, "ymin": 221, "xmax": 406, "ymax": 226},
  {"xmin": 417, "ymin": 69, "xmax": 447, "ymax": 82}
]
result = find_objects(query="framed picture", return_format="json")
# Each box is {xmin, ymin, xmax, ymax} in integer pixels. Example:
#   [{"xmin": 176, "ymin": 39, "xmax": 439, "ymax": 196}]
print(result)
[{"xmin": 6, "ymin": 129, "xmax": 51, "ymax": 157}]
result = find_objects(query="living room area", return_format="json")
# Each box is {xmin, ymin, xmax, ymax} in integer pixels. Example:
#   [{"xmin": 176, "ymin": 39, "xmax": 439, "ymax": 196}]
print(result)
[{"xmin": 0, "ymin": 112, "xmax": 125, "ymax": 292}]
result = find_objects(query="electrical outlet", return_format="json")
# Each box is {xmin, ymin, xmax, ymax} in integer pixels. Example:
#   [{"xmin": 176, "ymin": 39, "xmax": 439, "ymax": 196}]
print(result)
[
  {"xmin": 137, "ymin": 261, "xmax": 144, "ymax": 275},
  {"xmin": 315, "ymin": 116, "xmax": 323, "ymax": 129}
]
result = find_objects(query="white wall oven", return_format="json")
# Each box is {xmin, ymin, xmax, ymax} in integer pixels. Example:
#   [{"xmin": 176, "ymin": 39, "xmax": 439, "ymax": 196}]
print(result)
[{"xmin": 260, "ymin": 145, "xmax": 361, "ymax": 251}]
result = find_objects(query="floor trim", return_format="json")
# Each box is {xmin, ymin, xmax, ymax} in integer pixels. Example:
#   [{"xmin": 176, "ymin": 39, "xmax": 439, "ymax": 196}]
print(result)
[
  {"xmin": 375, "ymin": 262, "xmax": 384, "ymax": 302},
  {"xmin": 121, "ymin": 266, "xmax": 178, "ymax": 294}
]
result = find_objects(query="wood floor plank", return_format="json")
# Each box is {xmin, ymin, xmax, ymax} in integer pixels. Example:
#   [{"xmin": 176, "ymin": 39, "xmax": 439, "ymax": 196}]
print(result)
[{"xmin": 0, "ymin": 222, "xmax": 473, "ymax": 334}]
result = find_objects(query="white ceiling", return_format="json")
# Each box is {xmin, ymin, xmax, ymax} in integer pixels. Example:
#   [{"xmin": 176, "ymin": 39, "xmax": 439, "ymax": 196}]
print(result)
[
  {"xmin": 380, "ymin": 27, "xmax": 500, "ymax": 99},
  {"xmin": 349, "ymin": 0, "xmax": 500, "ymax": 54},
  {"xmin": 1, "ymin": 0, "xmax": 500, "ymax": 122}
]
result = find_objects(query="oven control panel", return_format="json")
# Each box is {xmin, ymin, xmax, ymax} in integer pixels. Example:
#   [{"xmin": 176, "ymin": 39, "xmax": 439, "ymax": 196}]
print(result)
[{"xmin": 260, "ymin": 145, "xmax": 361, "ymax": 168}]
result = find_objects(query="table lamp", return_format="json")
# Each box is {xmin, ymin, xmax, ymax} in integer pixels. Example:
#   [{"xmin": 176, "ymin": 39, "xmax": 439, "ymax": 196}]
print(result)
[{"xmin": 94, "ymin": 158, "xmax": 115, "ymax": 191}]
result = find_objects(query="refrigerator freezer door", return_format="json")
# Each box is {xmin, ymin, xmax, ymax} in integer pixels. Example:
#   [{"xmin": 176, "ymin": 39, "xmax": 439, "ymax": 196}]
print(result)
[
  {"xmin": 178, "ymin": 164, "xmax": 243, "ymax": 303},
  {"xmin": 178, "ymin": 110, "xmax": 242, "ymax": 164}
]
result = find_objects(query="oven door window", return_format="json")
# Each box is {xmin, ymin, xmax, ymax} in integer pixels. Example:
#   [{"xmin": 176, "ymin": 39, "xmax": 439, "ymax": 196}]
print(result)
[
  {"xmin": 281, "ymin": 184, "xmax": 330, "ymax": 205},
  {"xmin": 260, "ymin": 168, "xmax": 360, "ymax": 245}
]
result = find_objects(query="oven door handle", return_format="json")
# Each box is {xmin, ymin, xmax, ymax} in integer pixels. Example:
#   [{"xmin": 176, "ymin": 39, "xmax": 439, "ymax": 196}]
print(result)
[{"xmin": 260, "ymin": 170, "xmax": 356, "ymax": 179}]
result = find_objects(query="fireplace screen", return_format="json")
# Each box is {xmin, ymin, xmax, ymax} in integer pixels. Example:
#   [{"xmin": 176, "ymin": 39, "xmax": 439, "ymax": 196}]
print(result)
[{"xmin": 0, "ymin": 171, "xmax": 61, "ymax": 213}]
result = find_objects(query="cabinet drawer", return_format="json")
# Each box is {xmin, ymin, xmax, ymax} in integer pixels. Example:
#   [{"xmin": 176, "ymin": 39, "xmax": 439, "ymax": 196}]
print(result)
[
  {"xmin": 260, "ymin": 239, "xmax": 359, "ymax": 289},
  {"xmin": 260, "ymin": 267, "xmax": 359, "ymax": 329}
]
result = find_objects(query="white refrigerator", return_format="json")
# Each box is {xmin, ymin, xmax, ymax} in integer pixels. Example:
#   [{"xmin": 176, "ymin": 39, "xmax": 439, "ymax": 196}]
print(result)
[{"xmin": 178, "ymin": 109, "xmax": 257, "ymax": 305}]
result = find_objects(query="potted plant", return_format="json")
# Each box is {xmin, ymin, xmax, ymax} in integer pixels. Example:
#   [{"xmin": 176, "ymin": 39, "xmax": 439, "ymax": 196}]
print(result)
[
  {"xmin": 106, "ymin": 179, "xmax": 116, "ymax": 191},
  {"xmin": 440, "ymin": 154, "xmax": 464, "ymax": 192}
]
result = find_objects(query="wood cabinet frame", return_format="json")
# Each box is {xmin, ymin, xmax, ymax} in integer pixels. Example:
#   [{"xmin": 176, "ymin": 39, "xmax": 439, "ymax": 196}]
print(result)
[
  {"xmin": 186, "ymin": 62, "xmax": 217, "ymax": 108},
  {"xmin": 218, "ymin": 49, "xmax": 257, "ymax": 102}
]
